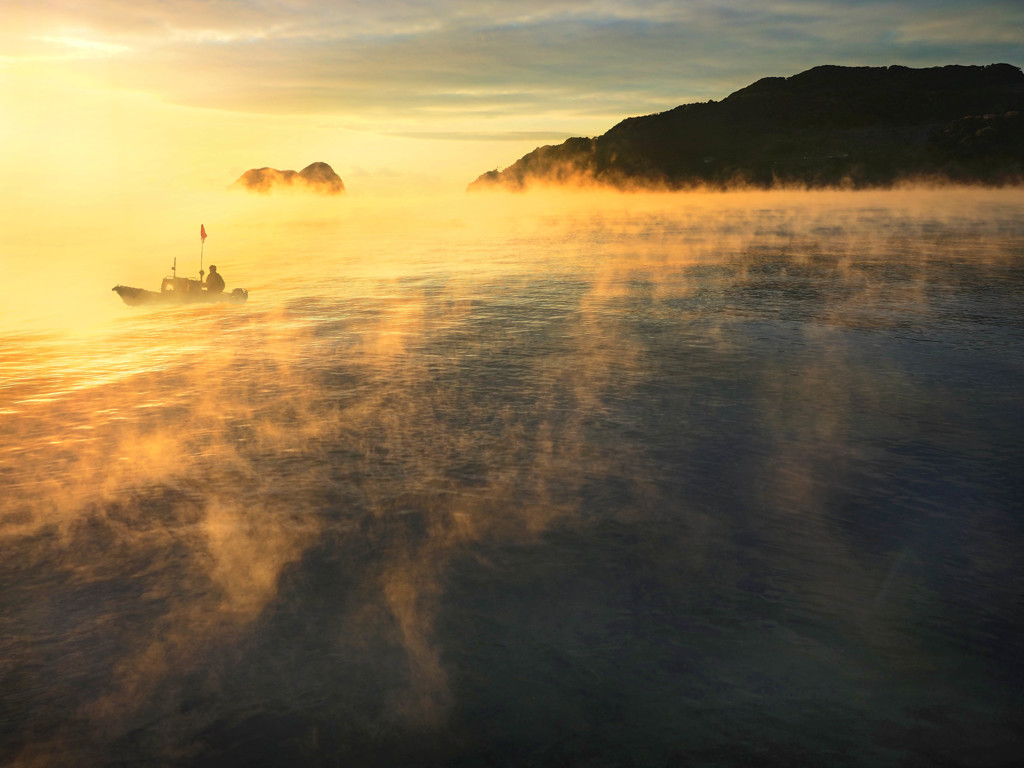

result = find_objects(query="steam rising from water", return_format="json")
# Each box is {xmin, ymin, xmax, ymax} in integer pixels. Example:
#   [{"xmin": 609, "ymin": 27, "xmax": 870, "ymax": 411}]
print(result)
[{"xmin": 2, "ymin": 189, "xmax": 1023, "ymax": 766}]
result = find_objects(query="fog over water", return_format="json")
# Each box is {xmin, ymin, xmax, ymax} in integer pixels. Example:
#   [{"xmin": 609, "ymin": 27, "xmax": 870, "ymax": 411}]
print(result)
[{"xmin": 2, "ymin": 189, "xmax": 1023, "ymax": 766}]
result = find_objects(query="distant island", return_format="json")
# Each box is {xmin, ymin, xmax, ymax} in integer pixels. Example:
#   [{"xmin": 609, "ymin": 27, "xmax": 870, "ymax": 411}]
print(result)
[
  {"xmin": 469, "ymin": 64, "xmax": 1024, "ymax": 191},
  {"xmin": 234, "ymin": 162, "xmax": 345, "ymax": 194}
]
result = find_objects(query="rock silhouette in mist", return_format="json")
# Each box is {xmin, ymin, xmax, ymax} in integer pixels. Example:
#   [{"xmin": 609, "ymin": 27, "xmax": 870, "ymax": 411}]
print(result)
[
  {"xmin": 235, "ymin": 162, "xmax": 345, "ymax": 194},
  {"xmin": 469, "ymin": 63, "xmax": 1024, "ymax": 190}
]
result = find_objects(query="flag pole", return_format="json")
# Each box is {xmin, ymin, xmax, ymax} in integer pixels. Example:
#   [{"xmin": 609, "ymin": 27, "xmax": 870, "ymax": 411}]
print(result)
[{"xmin": 199, "ymin": 224, "xmax": 207, "ymax": 281}]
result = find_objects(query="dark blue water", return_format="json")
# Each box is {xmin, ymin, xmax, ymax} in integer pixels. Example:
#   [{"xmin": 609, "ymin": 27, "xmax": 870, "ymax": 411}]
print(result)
[{"xmin": 2, "ymin": 192, "xmax": 1023, "ymax": 766}]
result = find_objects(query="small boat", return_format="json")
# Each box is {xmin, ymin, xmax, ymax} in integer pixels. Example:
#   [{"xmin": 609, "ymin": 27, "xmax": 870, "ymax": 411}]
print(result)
[
  {"xmin": 113, "ymin": 276, "xmax": 249, "ymax": 306},
  {"xmin": 114, "ymin": 228, "xmax": 247, "ymax": 306}
]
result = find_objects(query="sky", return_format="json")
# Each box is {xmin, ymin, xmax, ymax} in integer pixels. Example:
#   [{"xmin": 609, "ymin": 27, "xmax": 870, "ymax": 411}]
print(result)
[{"xmin": 1, "ymin": 0, "xmax": 1022, "ymax": 197}]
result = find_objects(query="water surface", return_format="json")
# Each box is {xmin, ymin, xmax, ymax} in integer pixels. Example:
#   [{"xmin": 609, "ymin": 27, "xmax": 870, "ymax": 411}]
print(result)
[{"xmin": 2, "ymin": 189, "xmax": 1023, "ymax": 766}]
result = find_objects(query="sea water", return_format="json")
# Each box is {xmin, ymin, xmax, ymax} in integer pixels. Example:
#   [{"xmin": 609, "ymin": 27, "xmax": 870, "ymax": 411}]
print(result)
[{"xmin": 1, "ymin": 189, "xmax": 1022, "ymax": 766}]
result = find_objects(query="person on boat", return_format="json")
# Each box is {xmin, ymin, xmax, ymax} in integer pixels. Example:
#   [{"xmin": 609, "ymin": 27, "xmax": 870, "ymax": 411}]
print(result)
[{"xmin": 205, "ymin": 265, "xmax": 225, "ymax": 293}]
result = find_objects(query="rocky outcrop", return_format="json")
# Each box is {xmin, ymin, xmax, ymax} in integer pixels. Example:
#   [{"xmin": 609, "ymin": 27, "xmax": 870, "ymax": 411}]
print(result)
[
  {"xmin": 234, "ymin": 162, "xmax": 345, "ymax": 194},
  {"xmin": 469, "ymin": 64, "xmax": 1024, "ymax": 190}
]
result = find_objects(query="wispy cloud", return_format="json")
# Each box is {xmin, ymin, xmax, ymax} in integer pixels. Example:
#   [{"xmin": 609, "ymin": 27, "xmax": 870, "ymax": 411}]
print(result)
[
  {"xmin": 388, "ymin": 129, "xmax": 576, "ymax": 141},
  {"xmin": 4, "ymin": 1, "xmax": 1021, "ymax": 126},
  {"xmin": 32, "ymin": 35, "xmax": 132, "ymax": 57}
]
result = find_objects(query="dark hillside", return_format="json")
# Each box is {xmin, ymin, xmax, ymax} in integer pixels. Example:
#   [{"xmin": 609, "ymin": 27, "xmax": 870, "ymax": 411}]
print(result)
[{"xmin": 469, "ymin": 64, "xmax": 1024, "ymax": 190}]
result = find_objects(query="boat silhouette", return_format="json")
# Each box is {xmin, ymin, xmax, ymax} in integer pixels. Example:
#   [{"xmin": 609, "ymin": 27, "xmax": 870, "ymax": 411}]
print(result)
[
  {"xmin": 112, "ymin": 276, "xmax": 248, "ymax": 306},
  {"xmin": 113, "ymin": 244, "xmax": 248, "ymax": 306}
]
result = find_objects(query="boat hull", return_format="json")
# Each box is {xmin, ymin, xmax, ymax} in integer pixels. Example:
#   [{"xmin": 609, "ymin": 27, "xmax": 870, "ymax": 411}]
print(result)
[{"xmin": 113, "ymin": 285, "xmax": 249, "ymax": 306}]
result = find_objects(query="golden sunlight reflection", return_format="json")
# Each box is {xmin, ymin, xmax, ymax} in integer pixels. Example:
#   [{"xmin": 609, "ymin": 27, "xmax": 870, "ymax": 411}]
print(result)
[{"xmin": 2, "ymin": 187, "xmax": 1023, "ymax": 765}]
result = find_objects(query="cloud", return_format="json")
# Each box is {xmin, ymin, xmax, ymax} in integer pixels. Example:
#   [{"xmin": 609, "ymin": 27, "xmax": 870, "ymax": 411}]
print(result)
[
  {"xmin": 4, "ymin": 1, "xmax": 1022, "ymax": 126},
  {"xmin": 388, "ymin": 130, "xmax": 577, "ymax": 141},
  {"xmin": 31, "ymin": 34, "xmax": 132, "ymax": 57}
]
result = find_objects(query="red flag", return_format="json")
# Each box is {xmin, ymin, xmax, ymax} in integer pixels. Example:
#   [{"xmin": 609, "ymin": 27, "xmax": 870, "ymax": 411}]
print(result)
[{"xmin": 200, "ymin": 224, "xmax": 207, "ymax": 243}]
